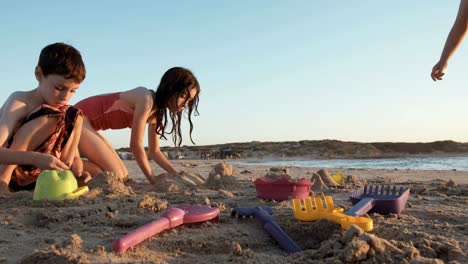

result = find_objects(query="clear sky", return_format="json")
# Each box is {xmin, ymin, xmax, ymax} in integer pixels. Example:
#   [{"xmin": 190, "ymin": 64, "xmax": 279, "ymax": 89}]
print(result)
[{"xmin": 1, "ymin": 1, "xmax": 467, "ymax": 148}]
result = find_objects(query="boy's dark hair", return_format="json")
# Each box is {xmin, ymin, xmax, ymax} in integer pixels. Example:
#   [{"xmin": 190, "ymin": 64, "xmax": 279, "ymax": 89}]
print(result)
[
  {"xmin": 152, "ymin": 67, "xmax": 200, "ymax": 147},
  {"xmin": 38, "ymin": 42, "xmax": 86, "ymax": 83}
]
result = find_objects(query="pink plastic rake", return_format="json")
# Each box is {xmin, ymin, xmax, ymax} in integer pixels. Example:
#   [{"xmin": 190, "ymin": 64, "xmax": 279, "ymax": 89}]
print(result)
[{"xmin": 112, "ymin": 204, "xmax": 220, "ymax": 253}]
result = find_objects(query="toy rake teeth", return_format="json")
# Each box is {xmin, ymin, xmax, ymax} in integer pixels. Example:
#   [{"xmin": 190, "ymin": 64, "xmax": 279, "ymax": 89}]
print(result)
[{"xmin": 347, "ymin": 185, "xmax": 411, "ymax": 216}]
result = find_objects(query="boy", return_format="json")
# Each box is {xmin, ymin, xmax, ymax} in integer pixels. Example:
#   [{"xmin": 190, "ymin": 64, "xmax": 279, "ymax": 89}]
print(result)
[{"xmin": 0, "ymin": 42, "xmax": 89, "ymax": 193}]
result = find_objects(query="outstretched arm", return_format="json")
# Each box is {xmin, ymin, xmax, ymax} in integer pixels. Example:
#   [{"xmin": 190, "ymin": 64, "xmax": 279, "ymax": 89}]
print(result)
[
  {"xmin": 0, "ymin": 150, "xmax": 69, "ymax": 170},
  {"xmin": 147, "ymin": 123, "xmax": 178, "ymax": 175},
  {"xmin": 432, "ymin": 0, "xmax": 468, "ymax": 81},
  {"xmin": 127, "ymin": 91, "xmax": 174, "ymax": 184}
]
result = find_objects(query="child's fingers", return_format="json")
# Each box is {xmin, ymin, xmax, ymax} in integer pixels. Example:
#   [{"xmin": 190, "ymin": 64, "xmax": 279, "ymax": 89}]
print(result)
[
  {"xmin": 189, "ymin": 174, "xmax": 205, "ymax": 184},
  {"xmin": 180, "ymin": 175, "xmax": 197, "ymax": 186},
  {"xmin": 55, "ymin": 159, "xmax": 70, "ymax": 170},
  {"xmin": 81, "ymin": 171, "xmax": 92, "ymax": 183}
]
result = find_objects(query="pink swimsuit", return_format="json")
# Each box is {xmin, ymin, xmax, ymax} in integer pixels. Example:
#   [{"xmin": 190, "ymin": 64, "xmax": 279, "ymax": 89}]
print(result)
[{"xmin": 75, "ymin": 92, "xmax": 134, "ymax": 130}]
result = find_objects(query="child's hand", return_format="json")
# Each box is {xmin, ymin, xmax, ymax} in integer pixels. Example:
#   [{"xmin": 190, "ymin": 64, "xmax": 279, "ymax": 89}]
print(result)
[
  {"xmin": 76, "ymin": 171, "xmax": 92, "ymax": 186},
  {"xmin": 148, "ymin": 173, "xmax": 169, "ymax": 185},
  {"xmin": 0, "ymin": 181, "xmax": 11, "ymax": 195},
  {"xmin": 431, "ymin": 61, "xmax": 447, "ymax": 81},
  {"xmin": 32, "ymin": 153, "xmax": 69, "ymax": 170}
]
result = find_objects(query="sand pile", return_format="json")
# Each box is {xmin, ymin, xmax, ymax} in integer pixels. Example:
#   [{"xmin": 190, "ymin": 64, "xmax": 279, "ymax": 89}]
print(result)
[
  {"xmin": 310, "ymin": 168, "xmax": 364, "ymax": 192},
  {"xmin": 265, "ymin": 166, "xmax": 291, "ymax": 179},
  {"xmin": 205, "ymin": 161, "xmax": 240, "ymax": 190},
  {"xmin": 20, "ymin": 234, "xmax": 88, "ymax": 264},
  {"xmin": 137, "ymin": 192, "xmax": 168, "ymax": 212},
  {"xmin": 87, "ymin": 172, "xmax": 133, "ymax": 197}
]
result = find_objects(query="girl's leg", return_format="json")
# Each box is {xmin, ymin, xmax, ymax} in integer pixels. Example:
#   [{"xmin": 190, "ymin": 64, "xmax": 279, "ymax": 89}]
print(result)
[
  {"xmin": 97, "ymin": 130, "xmax": 129, "ymax": 178},
  {"xmin": 79, "ymin": 118, "xmax": 128, "ymax": 179},
  {"xmin": 82, "ymin": 159, "xmax": 103, "ymax": 176}
]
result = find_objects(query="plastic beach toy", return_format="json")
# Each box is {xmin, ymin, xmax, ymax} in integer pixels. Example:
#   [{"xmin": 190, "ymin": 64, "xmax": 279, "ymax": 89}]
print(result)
[
  {"xmin": 113, "ymin": 204, "xmax": 220, "ymax": 253},
  {"xmin": 292, "ymin": 196, "xmax": 373, "ymax": 232},
  {"xmin": 253, "ymin": 177, "xmax": 314, "ymax": 201},
  {"xmin": 33, "ymin": 170, "xmax": 89, "ymax": 201},
  {"xmin": 347, "ymin": 185, "xmax": 411, "ymax": 216},
  {"xmin": 232, "ymin": 206, "xmax": 301, "ymax": 254},
  {"xmin": 331, "ymin": 172, "xmax": 344, "ymax": 184}
]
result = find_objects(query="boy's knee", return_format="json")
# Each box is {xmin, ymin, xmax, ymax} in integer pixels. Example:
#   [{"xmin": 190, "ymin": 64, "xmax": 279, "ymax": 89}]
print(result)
[
  {"xmin": 9, "ymin": 116, "xmax": 60, "ymax": 150},
  {"xmin": 116, "ymin": 168, "xmax": 128, "ymax": 180}
]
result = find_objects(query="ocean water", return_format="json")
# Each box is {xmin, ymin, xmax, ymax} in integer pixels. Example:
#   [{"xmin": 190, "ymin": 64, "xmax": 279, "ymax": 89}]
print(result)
[{"xmin": 235, "ymin": 156, "xmax": 468, "ymax": 171}]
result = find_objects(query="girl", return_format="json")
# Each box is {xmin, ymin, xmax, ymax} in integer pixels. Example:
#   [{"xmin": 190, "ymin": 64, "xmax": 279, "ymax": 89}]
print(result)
[{"xmin": 75, "ymin": 67, "xmax": 200, "ymax": 184}]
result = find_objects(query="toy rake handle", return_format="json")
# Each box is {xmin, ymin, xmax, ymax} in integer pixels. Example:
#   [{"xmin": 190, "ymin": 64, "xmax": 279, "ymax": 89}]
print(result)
[
  {"xmin": 256, "ymin": 207, "xmax": 301, "ymax": 254},
  {"xmin": 263, "ymin": 221, "xmax": 302, "ymax": 254},
  {"xmin": 346, "ymin": 197, "xmax": 374, "ymax": 217},
  {"xmin": 112, "ymin": 217, "xmax": 171, "ymax": 253}
]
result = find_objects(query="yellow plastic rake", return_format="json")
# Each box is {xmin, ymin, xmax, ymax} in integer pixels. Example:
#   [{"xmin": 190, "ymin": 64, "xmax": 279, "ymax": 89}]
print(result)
[{"xmin": 292, "ymin": 196, "xmax": 373, "ymax": 232}]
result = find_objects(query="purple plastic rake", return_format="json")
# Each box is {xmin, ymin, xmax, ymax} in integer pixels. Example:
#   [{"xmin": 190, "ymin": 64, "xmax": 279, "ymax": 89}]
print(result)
[{"xmin": 347, "ymin": 185, "xmax": 410, "ymax": 216}]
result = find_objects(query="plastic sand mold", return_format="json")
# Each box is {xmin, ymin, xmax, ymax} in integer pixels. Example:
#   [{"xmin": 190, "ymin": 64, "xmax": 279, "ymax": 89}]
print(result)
[
  {"xmin": 253, "ymin": 177, "xmax": 314, "ymax": 201},
  {"xmin": 33, "ymin": 170, "xmax": 88, "ymax": 201}
]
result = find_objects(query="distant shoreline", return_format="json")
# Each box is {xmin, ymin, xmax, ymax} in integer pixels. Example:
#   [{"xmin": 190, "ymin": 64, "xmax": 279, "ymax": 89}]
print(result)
[{"xmin": 118, "ymin": 139, "xmax": 468, "ymax": 160}]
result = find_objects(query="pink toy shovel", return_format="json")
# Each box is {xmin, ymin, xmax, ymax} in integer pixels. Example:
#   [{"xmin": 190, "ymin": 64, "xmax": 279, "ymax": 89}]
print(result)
[{"xmin": 112, "ymin": 204, "xmax": 220, "ymax": 253}]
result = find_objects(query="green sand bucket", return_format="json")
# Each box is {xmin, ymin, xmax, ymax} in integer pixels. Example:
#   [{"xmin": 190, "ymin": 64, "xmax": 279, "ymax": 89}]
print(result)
[{"xmin": 33, "ymin": 170, "xmax": 89, "ymax": 201}]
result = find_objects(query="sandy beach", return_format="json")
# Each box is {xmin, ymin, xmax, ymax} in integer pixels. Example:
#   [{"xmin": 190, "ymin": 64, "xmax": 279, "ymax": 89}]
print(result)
[{"xmin": 0, "ymin": 159, "xmax": 466, "ymax": 263}]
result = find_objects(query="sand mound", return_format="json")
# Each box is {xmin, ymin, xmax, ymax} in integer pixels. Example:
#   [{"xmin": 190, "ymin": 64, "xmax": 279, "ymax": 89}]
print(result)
[
  {"xmin": 317, "ymin": 168, "xmax": 339, "ymax": 187},
  {"xmin": 205, "ymin": 161, "xmax": 240, "ymax": 190},
  {"xmin": 205, "ymin": 174, "xmax": 240, "ymax": 190},
  {"xmin": 265, "ymin": 166, "xmax": 291, "ymax": 179},
  {"xmin": 286, "ymin": 220, "xmax": 461, "ymax": 263},
  {"xmin": 137, "ymin": 193, "xmax": 168, "ymax": 212},
  {"xmin": 309, "ymin": 168, "xmax": 366, "ymax": 192},
  {"xmin": 411, "ymin": 179, "xmax": 468, "ymax": 197},
  {"xmin": 209, "ymin": 160, "xmax": 233, "ymax": 177},
  {"xmin": 20, "ymin": 234, "xmax": 88, "ymax": 264},
  {"xmin": 87, "ymin": 172, "xmax": 132, "ymax": 197}
]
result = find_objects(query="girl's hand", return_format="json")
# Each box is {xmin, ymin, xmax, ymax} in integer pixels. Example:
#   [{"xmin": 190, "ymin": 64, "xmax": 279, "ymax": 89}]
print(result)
[
  {"xmin": 0, "ymin": 181, "xmax": 10, "ymax": 195},
  {"xmin": 32, "ymin": 153, "xmax": 70, "ymax": 170},
  {"xmin": 148, "ymin": 173, "xmax": 169, "ymax": 185}
]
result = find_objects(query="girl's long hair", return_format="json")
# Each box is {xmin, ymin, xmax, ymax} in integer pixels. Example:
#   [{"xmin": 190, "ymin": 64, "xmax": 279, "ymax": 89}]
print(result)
[{"xmin": 152, "ymin": 67, "xmax": 200, "ymax": 147}]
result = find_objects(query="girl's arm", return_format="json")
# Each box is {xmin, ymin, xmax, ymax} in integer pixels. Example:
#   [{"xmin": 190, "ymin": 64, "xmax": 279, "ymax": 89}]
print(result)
[
  {"xmin": 147, "ymin": 123, "xmax": 178, "ymax": 175},
  {"xmin": 129, "ymin": 94, "xmax": 157, "ymax": 183}
]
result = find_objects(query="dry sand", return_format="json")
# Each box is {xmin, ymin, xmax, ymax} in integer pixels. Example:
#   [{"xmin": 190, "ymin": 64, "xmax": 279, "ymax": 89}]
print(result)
[{"xmin": 0, "ymin": 159, "xmax": 466, "ymax": 263}]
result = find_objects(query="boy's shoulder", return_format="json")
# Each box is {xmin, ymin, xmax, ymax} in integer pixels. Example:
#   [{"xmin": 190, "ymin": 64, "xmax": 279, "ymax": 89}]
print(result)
[
  {"xmin": 9, "ymin": 90, "xmax": 29, "ymax": 99},
  {"xmin": 4, "ymin": 91, "xmax": 31, "ymax": 108},
  {"xmin": 1, "ymin": 91, "xmax": 33, "ymax": 117}
]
